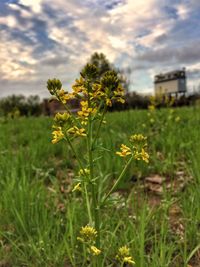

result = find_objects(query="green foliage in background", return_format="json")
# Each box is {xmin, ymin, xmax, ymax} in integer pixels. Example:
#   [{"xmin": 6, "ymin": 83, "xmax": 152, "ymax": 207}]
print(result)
[{"xmin": 0, "ymin": 94, "xmax": 42, "ymax": 117}]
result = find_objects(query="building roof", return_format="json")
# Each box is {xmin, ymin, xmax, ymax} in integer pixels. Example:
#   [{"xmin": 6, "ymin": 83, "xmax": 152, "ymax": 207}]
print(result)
[{"xmin": 154, "ymin": 69, "xmax": 186, "ymax": 84}]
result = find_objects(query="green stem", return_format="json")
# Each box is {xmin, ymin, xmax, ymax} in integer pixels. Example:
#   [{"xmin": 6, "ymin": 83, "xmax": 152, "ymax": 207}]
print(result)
[
  {"xmin": 86, "ymin": 92, "xmax": 101, "ymax": 257},
  {"xmin": 92, "ymin": 105, "xmax": 107, "ymax": 148},
  {"xmin": 64, "ymin": 135, "xmax": 92, "ymax": 224},
  {"xmin": 88, "ymin": 117, "xmax": 100, "ymax": 244},
  {"xmin": 101, "ymin": 156, "xmax": 133, "ymax": 205}
]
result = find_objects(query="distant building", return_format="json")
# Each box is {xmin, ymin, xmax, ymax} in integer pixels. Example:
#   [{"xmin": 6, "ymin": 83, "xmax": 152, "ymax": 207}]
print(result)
[
  {"xmin": 154, "ymin": 68, "xmax": 187, "ymax": 95},
  {"xmin": 42, "ymin": 98, "xmax": 80, "ymax": 116}
]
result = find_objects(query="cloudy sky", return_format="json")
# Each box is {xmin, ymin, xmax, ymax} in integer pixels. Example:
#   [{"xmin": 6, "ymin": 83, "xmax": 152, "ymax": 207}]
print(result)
[{"xmin": 0, "ymin": 0, "xmax": 200, "ymax": 98}]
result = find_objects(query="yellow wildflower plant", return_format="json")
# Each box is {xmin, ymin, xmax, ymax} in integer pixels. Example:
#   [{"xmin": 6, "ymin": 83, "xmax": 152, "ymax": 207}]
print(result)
[
  {"xmin": 134, "ymin": 148, "xmax": 149, "ymax": 163},
  {"xmin": 90, "ymin": 245, "xmax": 101, "ymax": 256},
  {"xmin": 47, "ymin": 65, "xmax": 150, "ymax": 266},
  {"xmin": 100, "ymin": 71, "xmax": 125, "ymax": 107},
  {"xmin": 116, "ymin": 134, "xmax": 149, "ymax": 163},
  {"xmin": 54, "ymin": 112, "xmax": 71, "ymax": 126},
  {"xmin": 140, "ymin": 148, "xmax": 149, "ymax": 163},
  {"xmin": 77, "ymin": 225, "xmax": 97, "ymax": 243},
  {"xmin": 77, "ymin": 101, "xmax": 97, "ymax": 121},
  {"xmin": 91, "ymin": 83, "xmax": 105, "ymax": 100},
  {"xmin": 67, "ymin": 126, "xmax": 86, "ymax": 137},
  {"xmin": 116, "ymin": 144, "xmax": 132, "ymax": 157},
  {"xmin": 123, "ymin": 256, "xmax": 135, "ymax": 265},
  {"xmin": 78, "ymin": 168, "xmax": 90, "ymax": 176},
  {"xmin": 72, "ymin": 182, "xmax": 82, "ymax": 192},
  {"xmin": 116, "ymin": 246, "xmax": 135, "ymax": 265},
  {"xmin": 51, "ymin": 126, "xmax": 64, "ymax": 144},
  {"xmin": 58, "ymin": 89, "xmax": 74, "ymax": 104},
  {"xmin": 47, "ymin": 78, "xmax": 62, "ymax": 95},
  {"xmin": 130, "ymin": 134, "xmax": 147, "ymax": 143},
  {"xmin": 72, "ymin": 77, "xmax": 86, "ymax": 95}
]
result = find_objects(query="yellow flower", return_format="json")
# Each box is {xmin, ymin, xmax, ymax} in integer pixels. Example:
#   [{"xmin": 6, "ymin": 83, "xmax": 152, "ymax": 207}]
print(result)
[
  {"xmin": 118, "ymin": 245, "xmax": 130, "ymax": 256},
  {"xmin": 123, "ymin": 256, "xmax": 135, "ymax": 265},
  {"xmin": 78, "ymin": 168, "xmax": 90, "ymax": 176},
  {"xmin": 72, "ymin": 182, "xmax": 82, "ymax": 192},
  {"xmin": 116, "ymin": 144, "xmax": 132, "ymax": 157},
  {"xmin": 52, "ymin": 126, "xmax": 64, "ymax": 144},
  {"xmin": 117, "ymin": 97, "xmax": 125, "ymax": 104},
  {"xmin": 72, "ymin": 77, "xmax": 85, "ymax": 95},
  {"xmin": 134, "ymin": 148, "xmax": 149, "ymax": 163},
  {"xmin": 91, "ymin": 83, "xmax": 105, "ymax": 99},
  {"xmin": 130, "ymin": 134, "xmax": 147, "ymax": 142},
  {"xmin": 106, "ymin": 98, "xmax": 112, "ymax": 107},
  {"xmin": 67, "ymin": 126, "xmax": 86, "ymax": 137},
  {"xmin": 54, "ymin": 112, "xmax": 70, "ymax": 125},
  {"xmin": 58, "ymin": 89, "xmax": 74, "ymax": 104},
  {"xmin": 78, "ymin": 101, "xmax": 97, "ymax": 119},
  {"xmin": 116, "ymin": 246, "xmax": 135, "ymax": 265},
  {"xmin": 77, "ymin": 225, "xmax": 97, "ymax": 243},
  {"xmin": 90, "ymin": 246, "xmax": 101, "ymax": 256},
  {"xmin": 141, "ymin": 148, "xmax": 149, "ymax": 163}
]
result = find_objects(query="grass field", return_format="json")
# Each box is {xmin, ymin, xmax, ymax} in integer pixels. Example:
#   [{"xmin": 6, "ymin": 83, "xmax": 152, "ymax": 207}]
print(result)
[{"xmin": 0, "ymin": 106, "xmax": 200, "ymax": 266}]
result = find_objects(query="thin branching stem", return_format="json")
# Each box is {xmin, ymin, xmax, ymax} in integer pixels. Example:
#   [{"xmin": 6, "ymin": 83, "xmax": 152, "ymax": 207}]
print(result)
[
  {"xmin": 64, "ymin": 135, "xmax": 92, "ymax": 224},
  {"xmin": 101, "ymin": 156, "xmax": 133, "ymax": 205}
]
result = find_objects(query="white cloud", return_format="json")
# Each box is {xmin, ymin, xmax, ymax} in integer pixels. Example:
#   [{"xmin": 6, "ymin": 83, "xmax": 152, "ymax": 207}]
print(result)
[
  {"xmin": 18, "ymin": 0, "xmax": 43, "ymax": 13},
  {"xmin": 176, "ymin": 4, "xmax": 189, "ymax": 20},
  {"xmin": 0, "ymin": 30, "xmax": 36, "ymax": 80},
  {"xmin": 0, "ymin": 15, "xmax": 17, "ymax": 28}
]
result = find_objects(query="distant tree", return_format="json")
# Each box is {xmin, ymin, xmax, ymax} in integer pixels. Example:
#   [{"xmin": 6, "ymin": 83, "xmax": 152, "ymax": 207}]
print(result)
[
  {"xmin": 82, "ymin": 52, "xmax": 130, "ymax": 92},
  {"xmin": 0, "ymin": 94, "xmax": 42, "ymax": 117},
  {"xmin": 86, "ymin": 52, "xmax": 111, "ymax": 77}
]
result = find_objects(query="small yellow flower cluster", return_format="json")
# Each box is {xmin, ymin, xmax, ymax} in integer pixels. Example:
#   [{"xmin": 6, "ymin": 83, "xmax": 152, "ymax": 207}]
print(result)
[
  {"xmin": 78, "ymin": 225, "xmax": 97, "ymax": 242},
  {"xmin": 47, "ymin": 65, "xmax": 126, "ymax": 145},
  {"xmin": 101, "ymin": 71, "xmax": 125, "ymax": 107},
  {"xmin": 58, "ymin": 89, "xmax": 74, "ymax": 104},
  {"xmin": 77, "ymin": 225, "xmax": 101, "ymax": 256},
  {"xmin": 116, "ymin": 245, "xmax": 135, "ymax": 265},
  {"xmin": 90, "ymin": 245, "xmax": 101, "ymax": 256},
  {"xmin": 116, "ymin": 144, "xmax": 131, "ymax": 157},
  {"xmin": 72, "ymin": 182, "xmax": 82, "ymax": 192},
  {"xmin": 78, "ymin": 168, "xmax": 90, "ymax": 176},
  {"xmin": 130, "ymin": 134, "xmax": 149, "ymax": 163},
  {"xmin": 51, "ymin": 112, "xmax": 86, "ymax": 143},
  {"xmin": 52, "ymin": 126, "xmax": 64, "ymax": 144},
  {"xmin": 77, "ymin": 101, "xmax": 97, "ymax": 124},
  {"xmin": 116, "ymin": 134, "xmax": 149, "ymax": 163},
  {"xmin": 54, "ymin": 112, "xmax": 71, "ymax": 125},
  {"xmin": 47, "ymin": 79, "xmax": 74, "ymax": 104},
  {"xmin": 130, "ymin": 134, "xmax": 147, "ymax": 142},
  {"xmin": 72, "ymin": 66, "xmax": 125, "ymax": 108},
  {"xmin": 67, "ymin": 126, "xmax": 86, "ymax": 137},
  {"xmin": 134, "ymin": 148, "xmax": 149, "ymax": 163}
]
